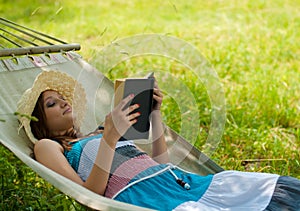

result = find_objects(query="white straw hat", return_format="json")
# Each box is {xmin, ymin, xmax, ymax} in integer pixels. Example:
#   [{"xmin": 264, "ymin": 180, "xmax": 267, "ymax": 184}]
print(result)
[{"xmin": 16, "ymin": 70, "xmax": 87, "ymax": 144}]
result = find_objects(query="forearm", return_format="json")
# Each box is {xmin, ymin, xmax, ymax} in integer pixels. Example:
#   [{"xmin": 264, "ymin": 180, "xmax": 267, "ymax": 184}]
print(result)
[
  {"xmin": 83, "ymin": 138, "xmax": 116, "ymax": 195},
  {"xmin": 78, "ymin": 94, "xmax": 140, "ymax": 195},
  {"xmin": 151, "ymin": 110, "xmax": 169, "ymax": 163}
]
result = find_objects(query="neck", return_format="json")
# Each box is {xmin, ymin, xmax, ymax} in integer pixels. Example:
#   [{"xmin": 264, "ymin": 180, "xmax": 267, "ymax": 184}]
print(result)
[{"xmin": 50, "ymin": 127, "xmax": 76, "ymax": 138}]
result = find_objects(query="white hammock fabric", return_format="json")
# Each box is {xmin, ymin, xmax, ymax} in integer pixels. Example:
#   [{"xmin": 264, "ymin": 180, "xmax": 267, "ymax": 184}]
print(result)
[{"xmin": 0, "ymin": 52, "xmax": 222, "ymax": 210}]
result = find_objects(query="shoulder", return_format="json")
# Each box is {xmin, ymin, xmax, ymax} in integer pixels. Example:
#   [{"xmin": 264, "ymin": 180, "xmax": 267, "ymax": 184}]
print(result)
[{"xmin": 34, "ymin": 138, "xmax": 64, "ymax": 154}]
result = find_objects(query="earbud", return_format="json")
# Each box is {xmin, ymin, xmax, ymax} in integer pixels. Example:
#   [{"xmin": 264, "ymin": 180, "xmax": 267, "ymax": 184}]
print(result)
[{"xmin": 176, "ymin": 179, "xmax": 190, "ymax": 190}]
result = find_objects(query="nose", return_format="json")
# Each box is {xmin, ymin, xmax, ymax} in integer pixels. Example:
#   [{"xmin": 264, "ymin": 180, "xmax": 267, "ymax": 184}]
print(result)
[{"xmin": 58, "ymin": 98, "xmax": 68, "ymax": 108}]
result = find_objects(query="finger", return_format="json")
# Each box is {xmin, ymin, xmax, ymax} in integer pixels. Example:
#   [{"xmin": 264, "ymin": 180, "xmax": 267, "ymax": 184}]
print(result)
[
  {"xmin": 153, "ymin": 88, "xmax": 163, "ymax": 99},
  {"xmin": 153, "ymin": 95, "xmax": 162, "ymax": 105},
  {"xmin": 128, "ymin": 113, "xmax": 140, "ymax": 126},
  {"xmin": 123, "ymin": 104, "xmax": 140, "ymax": 119},
  {"xmin": 129, "ymin": 118, "xmax": 138, "ymax": 125},
  {"xmin": 117, "ymin": 94, "xmax": 134, "ymax": 110},
  {"xmin": 154, "ymin": 87, "xmax": 162, "ymax": 94},
  {"xmin": 125, "ymin": 103, "xmax": 140, "ymax": 115},
  {"xmin": 127, "ymin": 111, "xmax": 141, "ymax": 121}
]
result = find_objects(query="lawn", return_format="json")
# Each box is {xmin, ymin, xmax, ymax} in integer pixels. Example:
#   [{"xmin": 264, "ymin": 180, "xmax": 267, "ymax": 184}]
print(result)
[{"xmin": 1, "ymin": 0, "xmax": 300, "ymax": 209}]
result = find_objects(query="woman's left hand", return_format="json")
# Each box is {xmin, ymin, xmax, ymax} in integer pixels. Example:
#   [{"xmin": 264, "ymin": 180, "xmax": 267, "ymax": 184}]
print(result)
[
  {"xmin": 152, "ymin": 79, "xmax": 163, "ymax": 111},
  {"xmin": 150, "ymin": 78, "xmax": 169, "ymax": 163}
]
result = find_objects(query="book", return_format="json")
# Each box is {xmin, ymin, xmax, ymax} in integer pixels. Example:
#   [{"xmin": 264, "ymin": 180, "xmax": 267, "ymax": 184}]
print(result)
[{"xmin": 114, "ymin": 72, "xmax": 155, "ymax": 140}]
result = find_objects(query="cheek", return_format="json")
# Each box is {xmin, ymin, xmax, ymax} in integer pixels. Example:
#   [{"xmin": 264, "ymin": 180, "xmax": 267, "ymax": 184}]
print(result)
[
  {"xmin": 44, "ymin": 108, "xmax": 60, "ymax": 128},
  {"xmin": 44, "ymin": 108, "xmax": 73, "ymax": 131}
]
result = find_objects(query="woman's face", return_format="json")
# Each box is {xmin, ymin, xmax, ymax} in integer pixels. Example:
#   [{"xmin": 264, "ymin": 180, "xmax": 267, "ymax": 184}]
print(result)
[{"xmin": 42, "ymin": 90, "xmax": 74, "ymax": 136}]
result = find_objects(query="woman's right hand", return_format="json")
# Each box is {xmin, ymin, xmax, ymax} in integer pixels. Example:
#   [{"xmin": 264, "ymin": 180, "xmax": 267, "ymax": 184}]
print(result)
[
  {"xmin": 87, "ymin": 94, "xmax": 140, "ymax": 195},
  {"xmin": 103, "ymin": 94, "xmax": 140, "ymax": 147}
]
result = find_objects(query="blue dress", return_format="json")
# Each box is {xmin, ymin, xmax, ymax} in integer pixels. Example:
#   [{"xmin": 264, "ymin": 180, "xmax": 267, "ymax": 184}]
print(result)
[{"xmin": 63, "ymin": 134, "xmax": 300, "ymax": 211}]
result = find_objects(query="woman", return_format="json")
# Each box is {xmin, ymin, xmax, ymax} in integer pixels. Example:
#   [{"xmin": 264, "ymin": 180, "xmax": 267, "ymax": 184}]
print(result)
[{"xmin": 17, "ymin": 70, "xmax": 300, "ymax": 211}]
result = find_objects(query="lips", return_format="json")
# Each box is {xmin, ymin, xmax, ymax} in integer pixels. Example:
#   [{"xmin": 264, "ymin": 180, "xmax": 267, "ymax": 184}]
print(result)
[{"xmin": 63, "ymin": 107, "xmax": 72, "ymax": 115}]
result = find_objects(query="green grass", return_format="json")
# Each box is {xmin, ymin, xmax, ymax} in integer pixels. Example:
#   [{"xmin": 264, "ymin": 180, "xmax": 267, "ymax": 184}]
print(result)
[{"xmin": 1, "ymin": 0, "xmax": 300, "ymax": 209}]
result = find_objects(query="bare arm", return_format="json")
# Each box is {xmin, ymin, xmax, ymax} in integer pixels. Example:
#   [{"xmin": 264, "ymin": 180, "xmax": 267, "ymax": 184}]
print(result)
[
  {"xmin": 34, "ymin": 135, "xmax": 116, "ymax": 195},
  {"xmin": 151, "ymin": 79, "xmax": 169, "ymax": 163},
  {"xmin": 34, "ymin": 139, "xmax": 84, "ymax": 184},
  {"xmin": 35, "ymin": 94, "xmax": 140, "ymax": 195},
  {"xmin": 84, "ymin": 94, "xmax": 140, "ymax": 195}
]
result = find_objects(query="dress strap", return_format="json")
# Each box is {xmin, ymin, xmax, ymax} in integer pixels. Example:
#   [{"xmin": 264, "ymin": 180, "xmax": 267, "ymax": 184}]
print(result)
[{"xmin": 112, "ymin": 163, "xmax": 192, "ymax": 199}]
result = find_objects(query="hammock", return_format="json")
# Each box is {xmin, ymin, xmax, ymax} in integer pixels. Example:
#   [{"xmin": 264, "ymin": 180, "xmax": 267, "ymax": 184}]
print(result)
[{"xmin": 0, "ymin": 18, "xmax": 224, "ymax": 210}]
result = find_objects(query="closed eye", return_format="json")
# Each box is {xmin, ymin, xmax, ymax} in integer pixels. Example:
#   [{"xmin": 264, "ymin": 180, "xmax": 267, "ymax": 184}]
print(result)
[{"xmin": 46, "ymin": 101, "xmax": 55, "ymax": 108}]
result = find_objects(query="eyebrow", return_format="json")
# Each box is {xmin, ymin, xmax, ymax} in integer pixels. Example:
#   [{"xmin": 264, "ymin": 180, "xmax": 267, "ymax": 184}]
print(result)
[
  {"xmin": 43, "ymin": 93, "xmax": 63, "ymax": 103},
  {"xmin": 44, "ymin": 96, "xmax": 53, "ymax": 102}
]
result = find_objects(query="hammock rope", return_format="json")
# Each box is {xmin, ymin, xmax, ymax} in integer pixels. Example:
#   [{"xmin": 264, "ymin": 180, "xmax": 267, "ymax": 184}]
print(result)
[{"xmin": 0, "ymin": 17, "xmax": 80, "ymax": 57}]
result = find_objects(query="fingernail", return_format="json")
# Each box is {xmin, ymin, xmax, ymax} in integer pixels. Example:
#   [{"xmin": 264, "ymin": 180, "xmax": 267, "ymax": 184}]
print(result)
[
  {"xmin": 130, "ymin": 94, "xmax": 135, "ymax": 98},
  {"xmin": 136, "ymin": 103, "xmax": 140, "ymax": 108}
]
